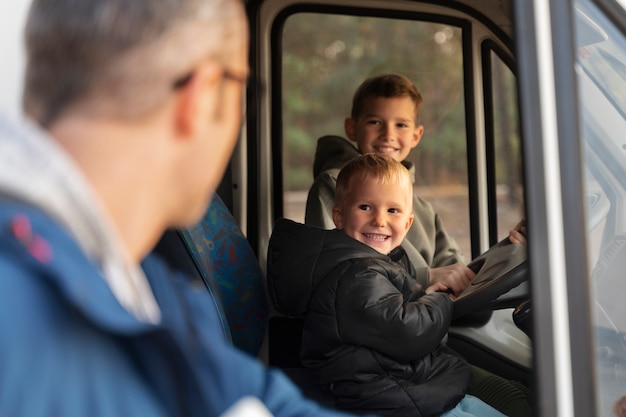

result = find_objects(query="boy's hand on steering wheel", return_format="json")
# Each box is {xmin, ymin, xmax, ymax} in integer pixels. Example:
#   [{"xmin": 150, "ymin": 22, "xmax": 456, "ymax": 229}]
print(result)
[
  {"xmin": 425, "ymin": 282, "xmax": 455, "ymax": 299},
  {"xmin": 509, "ymin": 219, "xmax": 527, "ymax": 245},
  {"xmin": 428, "ymin": 263, "xmax": 475, "ymax": 296}
]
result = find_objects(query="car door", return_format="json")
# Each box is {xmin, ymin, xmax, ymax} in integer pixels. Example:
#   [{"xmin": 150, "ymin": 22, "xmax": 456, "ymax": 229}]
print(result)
[{"xmin": 514, "ymin": 0, "xmax": 626, "ymax": 415}]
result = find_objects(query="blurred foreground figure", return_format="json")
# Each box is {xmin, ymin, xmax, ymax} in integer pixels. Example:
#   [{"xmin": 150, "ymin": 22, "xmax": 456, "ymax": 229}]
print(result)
[{"xmin": 0, "ymin": 1, "xmax": 359, "ymax": 416}]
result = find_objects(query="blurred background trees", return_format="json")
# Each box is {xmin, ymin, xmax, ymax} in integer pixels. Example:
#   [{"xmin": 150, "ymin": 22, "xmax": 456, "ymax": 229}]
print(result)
[
  {"xmin": 280, "ymin": 12, "xmax": 523, "ymax": 253},
  {"xmin": 281, "ymin": 13, "xmax": 467, "ymax": 190}
]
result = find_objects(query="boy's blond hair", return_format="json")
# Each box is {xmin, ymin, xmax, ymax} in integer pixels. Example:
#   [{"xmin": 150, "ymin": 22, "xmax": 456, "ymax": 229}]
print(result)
[
  {"xmin": 335, "ymin": 153, "xmax": 413, "ymax": 208},
  {"xmin": 350, "ymin": 73, "xmax": 423, "ymax": 121}
]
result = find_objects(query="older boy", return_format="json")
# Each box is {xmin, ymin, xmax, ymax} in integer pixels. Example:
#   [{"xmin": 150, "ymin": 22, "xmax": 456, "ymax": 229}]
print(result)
[
  {"xmin": 305, "ymin": 73, "xmax": 474, "ymax": 295},
  {"xmin": 269, "ymin": 154, "xmax": 505, "ymax": 417}
]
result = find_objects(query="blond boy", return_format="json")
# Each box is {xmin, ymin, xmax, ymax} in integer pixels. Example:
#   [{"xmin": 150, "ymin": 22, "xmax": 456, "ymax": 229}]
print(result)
[{"xmin": 269, "ymin": 154, "xmax": 506, "ymax": 417}]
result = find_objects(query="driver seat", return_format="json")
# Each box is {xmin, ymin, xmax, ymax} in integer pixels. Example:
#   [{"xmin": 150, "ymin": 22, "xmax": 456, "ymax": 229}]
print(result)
[{"xmin": 153, "ymin": 193, "xmax": 268, "ymax": 356}]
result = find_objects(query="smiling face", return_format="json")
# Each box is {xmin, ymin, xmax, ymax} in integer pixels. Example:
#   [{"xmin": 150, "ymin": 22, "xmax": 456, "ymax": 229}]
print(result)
[
  {"xmin": 345, "ymin": 96, "xmax": 424, "ymax": 162},
  {"xmin": 333, "ymin": 173, "xmax": 414, "ymax": 255}
]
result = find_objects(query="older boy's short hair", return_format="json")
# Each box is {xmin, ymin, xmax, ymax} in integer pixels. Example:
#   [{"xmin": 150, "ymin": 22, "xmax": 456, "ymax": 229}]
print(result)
[
  {"xmin": 350, "ymin": 73, "xmax": 423, "ymax": 121},
  {"xmin": 23, "ymin": 0, "xmax": 242, "ymax": 127},
  {"xmin": 335, "ymin": 153, "xmax": 413, "ymax": 208}
]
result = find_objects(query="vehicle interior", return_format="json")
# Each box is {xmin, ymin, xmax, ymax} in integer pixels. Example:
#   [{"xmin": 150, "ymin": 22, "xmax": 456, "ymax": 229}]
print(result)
[{"xmin": 155, "ymin": 0, "xmax": 626, "ymax": 415}]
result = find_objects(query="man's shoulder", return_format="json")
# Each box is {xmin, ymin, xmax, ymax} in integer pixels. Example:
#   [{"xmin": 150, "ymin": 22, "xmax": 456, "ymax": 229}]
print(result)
[
  {"xmin": 0, "ymin": 198, "xmax": 95, "ymax": 255},
  {"xmin": 0, "ymin": 203, "xmax": 91, "ymax": 337},
  {"xmin": 0, "ymin": 201, "xmax": 83, "ymax": 271},
  {"xmin": 0, "ymin": 201, "xmax": 138, "ymax": 327}
]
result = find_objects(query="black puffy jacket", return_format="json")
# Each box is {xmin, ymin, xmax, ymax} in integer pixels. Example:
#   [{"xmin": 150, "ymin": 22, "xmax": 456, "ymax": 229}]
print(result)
[{"xmin": 267, "ymin": 218, "xmax": 471, "ymax": 417}]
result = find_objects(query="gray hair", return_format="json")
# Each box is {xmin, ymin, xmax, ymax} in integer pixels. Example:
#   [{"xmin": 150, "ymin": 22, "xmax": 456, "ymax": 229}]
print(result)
[{"xmin": 23, "ymin": 0, "xmax": 244, "ymax": 126}]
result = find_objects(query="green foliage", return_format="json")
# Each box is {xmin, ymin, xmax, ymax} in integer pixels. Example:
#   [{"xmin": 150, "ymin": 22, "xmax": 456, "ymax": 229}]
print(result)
[{"xmin": 281, "ymin": 12, "xmax": 516, "ymax": 192}]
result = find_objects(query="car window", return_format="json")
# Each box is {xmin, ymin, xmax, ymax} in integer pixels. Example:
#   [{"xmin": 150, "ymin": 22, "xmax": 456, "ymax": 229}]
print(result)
[
  {"xmin": 488, "ymin": 48, "xmax": 525, "ymax": 241},
  {"xmin": 281, "ymin": 12, "xmax": 471, "ymax": 255},
  {"xmin": 574, "ymin": 0, "xmax": 626, "ymax": 415}
]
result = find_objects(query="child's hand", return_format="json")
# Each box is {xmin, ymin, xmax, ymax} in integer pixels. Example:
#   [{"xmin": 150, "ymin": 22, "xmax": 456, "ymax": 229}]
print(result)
[
  {"xmin": 426, "ymin": 282, "xmax": 456, "ymax": 301},
  {"xmin": 509, "ymin": 219, "xmax": 527, "ymax": 245},
  {"xmin": 428, "ymin": 263, "xmax": 475, "ymax": 296},
  {"xmin": 425, "ymin": 282, "xmax": 455, "ymax": 299},
  {"xmin": 425, "ymin": 282, "xmax": 448, "ymax": 294}
]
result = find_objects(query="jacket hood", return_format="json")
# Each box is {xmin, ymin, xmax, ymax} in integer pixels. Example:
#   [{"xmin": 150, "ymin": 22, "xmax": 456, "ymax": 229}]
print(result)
[
  {"xmin": 312, "ymin": 136, "xmax": 360, "ymax": 178},
  {"xmin": 0, "ymin": 114, "xmax": 160, "ymax": 323},
  {"xmin": 267, "ymin": 218, "xmax": 385, "ymax": 317}
]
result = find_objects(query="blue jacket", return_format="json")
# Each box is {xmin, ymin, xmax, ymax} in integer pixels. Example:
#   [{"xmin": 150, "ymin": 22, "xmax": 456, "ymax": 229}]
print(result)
[{"xmin": 0, "ymin": 201, "xmax": 354, "ymax": 417}]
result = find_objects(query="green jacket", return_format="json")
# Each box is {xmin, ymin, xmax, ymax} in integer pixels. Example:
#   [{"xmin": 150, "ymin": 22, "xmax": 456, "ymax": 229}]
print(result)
[{"xmin": 304, "ymin": 135, "xmax": 464, "ymax": 286}]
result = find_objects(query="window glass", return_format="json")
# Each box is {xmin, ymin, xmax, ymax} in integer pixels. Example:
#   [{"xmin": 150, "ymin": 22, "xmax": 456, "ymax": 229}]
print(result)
[
  {"xmin": 574, "ymin": 1, "xmax": 626, "ymax": 415},
  {"xmin": 490, "ymin": 51, "xmax": 524, "ymax": 239},
  {"xmin": 281, "ymin": 12, "xmax": 471, "ymax": 256}
]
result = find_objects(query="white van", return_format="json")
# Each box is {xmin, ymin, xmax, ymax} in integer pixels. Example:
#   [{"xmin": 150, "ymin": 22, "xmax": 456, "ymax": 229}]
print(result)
[
  {"xmin": 227, "ymin": 1, "xmax": 626, "ymax": 416},
  {"xmin": 7, "ymin": 1, "xmax": 626, "ymax": 416}
]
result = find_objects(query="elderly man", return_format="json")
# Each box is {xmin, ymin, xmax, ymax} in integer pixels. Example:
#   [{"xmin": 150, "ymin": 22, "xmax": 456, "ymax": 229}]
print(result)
[{"xmin": 0, "ymin": 1, "xmax": 357, "ymax": 416}]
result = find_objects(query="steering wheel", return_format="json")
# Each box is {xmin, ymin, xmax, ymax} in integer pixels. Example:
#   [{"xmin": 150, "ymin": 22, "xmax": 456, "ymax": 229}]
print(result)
[{"xmin": 453, "ymin": 238, "xmax": 528, "ymax": 319}]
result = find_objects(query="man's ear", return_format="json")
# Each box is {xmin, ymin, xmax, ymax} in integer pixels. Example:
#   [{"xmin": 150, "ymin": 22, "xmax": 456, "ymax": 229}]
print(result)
[
  {"xmin": 174, "ymin": 62, "xmax": 223, "ymax": 139},
  {"xmin": 411, "ymin": 124, "xmax": 424, "ymax": 149},
  {"xmin": 332, "ymin": 206, "xmax": 344, "ymax": 229},
  {"xmin": 344, "ymin": 117, "xmax": 357, "ymax": 142}
]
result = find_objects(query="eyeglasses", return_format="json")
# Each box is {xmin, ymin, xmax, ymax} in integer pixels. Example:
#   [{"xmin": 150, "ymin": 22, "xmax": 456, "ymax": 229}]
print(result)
[{"xmin": 172, "ymin": 66, "xmax": 248, "ymax": 90}]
